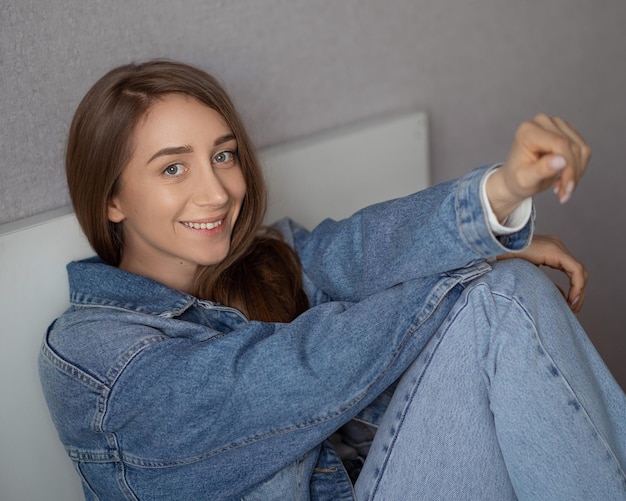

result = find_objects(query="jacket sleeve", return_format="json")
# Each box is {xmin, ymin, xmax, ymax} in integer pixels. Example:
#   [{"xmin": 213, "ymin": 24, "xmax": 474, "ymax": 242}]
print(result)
[
  {"xmin": 274, "ymin": 165, "xmax": 533, "ymax": 303},
  {"xmin": 92, "ymin": 269, "xmax": 466, "ymax": 499}
]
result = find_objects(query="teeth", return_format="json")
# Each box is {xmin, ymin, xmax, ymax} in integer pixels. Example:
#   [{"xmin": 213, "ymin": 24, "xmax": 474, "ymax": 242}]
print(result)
[{"xmin": 183, "ymin": 220, "xmax": 223, "ymax": 230}]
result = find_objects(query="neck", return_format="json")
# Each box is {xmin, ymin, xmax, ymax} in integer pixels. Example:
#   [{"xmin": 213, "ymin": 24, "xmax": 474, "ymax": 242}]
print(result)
[{"xmin": 118, "ymin": 254, "xmax": 198, "ymax": 295}]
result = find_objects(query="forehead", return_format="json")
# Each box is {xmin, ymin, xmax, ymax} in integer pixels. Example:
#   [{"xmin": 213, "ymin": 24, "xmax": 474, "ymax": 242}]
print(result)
[{"xmin": 134, "ymin": 94, "xmax": 232, "ymax": 147}]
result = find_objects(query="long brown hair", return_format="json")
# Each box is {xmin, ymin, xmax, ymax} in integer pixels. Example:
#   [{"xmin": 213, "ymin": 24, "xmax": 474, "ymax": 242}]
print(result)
[{"xmin": 66, "ymin": 60, "xmax": 308, "ymax": 322}]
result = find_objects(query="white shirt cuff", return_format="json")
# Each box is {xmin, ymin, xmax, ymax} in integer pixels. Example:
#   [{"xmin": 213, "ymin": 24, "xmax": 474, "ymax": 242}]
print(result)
[{"xmin": 481, "ymin": 168, "xmax": 532, "ymax": 236}]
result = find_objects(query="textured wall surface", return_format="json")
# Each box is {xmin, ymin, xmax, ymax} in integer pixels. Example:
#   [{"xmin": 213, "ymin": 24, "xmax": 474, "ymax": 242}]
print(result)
[{"xmin": 2, "ymin": 0, "xmax": 625, "ymax": 387}]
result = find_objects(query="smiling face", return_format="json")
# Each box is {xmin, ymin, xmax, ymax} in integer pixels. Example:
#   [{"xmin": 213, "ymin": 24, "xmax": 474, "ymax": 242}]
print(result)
[{"xmin": 107, "ymin": 93, "xmax": 247, "ymax": 292}]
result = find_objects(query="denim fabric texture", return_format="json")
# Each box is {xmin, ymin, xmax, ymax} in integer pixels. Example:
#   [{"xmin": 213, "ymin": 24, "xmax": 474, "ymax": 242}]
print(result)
[
  {"xmin": 355, "ymin": 259, "xmax": 626, "ymax": 500},
  {"xmin": 38, "ymin": 165, "xmax": 555, "ymax": 500}
]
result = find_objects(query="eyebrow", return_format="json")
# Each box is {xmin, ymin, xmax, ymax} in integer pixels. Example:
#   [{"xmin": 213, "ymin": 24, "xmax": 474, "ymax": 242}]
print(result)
[{"xmin": 147, "ymin": 134, "xmax": 236, "ymax": 164}]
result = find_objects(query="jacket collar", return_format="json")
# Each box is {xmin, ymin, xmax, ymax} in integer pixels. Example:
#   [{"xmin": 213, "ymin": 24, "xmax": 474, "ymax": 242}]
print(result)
[{"xmin": 67, "ymin": 256, "xmax": 196, "ymax": 317}]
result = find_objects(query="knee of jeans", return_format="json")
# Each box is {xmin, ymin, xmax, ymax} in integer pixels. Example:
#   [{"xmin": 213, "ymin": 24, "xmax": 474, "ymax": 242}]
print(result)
[{"xmin": 491, "ymin": 258, "xmax": 565, "ymax": 304}]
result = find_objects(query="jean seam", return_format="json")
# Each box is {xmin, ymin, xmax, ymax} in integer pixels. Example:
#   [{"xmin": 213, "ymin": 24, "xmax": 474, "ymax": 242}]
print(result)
[
  {"xmin": 366, "ymin": 281, "xmax": 626, "ymax": 499},
  {"xmin": 365, "ymin": 290, "xmax": 470, "ymax": 500},
  {"xmin": 491, "ymin": 288, "xmax": 626, "ymax": 485}
]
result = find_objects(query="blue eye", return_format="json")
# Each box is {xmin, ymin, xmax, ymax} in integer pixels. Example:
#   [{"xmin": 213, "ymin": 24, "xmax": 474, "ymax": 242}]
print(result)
[
  {"xmin": 164, "ymin": 163, "xmax": 184, "ymax": 176},
  {"xmin": 213, "ymin": 150, "xmax": 236, "ymax": 166}
]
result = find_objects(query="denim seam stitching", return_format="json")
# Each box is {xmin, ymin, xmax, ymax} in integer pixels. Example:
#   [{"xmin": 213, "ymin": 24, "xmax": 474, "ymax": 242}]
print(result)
[
  {"xmin": 491, "ymin": 288, "xmax": 626, "ymax": 484},
  {"xmin": 40, "ymin": 340, "xmax": 105, "ymax": 392},
  {"xmin": 365, "ymin": 281, "xmax": 470, "ymax": 500}
]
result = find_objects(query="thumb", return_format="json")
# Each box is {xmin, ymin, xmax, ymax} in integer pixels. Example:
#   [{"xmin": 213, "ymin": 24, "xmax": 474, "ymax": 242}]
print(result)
[
  {"xmin": 531, "ymin": 152, "xmax": 568, "ymax": 187},
  {"xmin": 543, "ymin": 154, "xmax": 568, "ymax": 173},
  {"xmin": 506, "ymin": 152, "xmax": 567, "ymax": 200},
  {"xmin": 539, "ymin": 154, "xmax": 577, "ymax": 203}
]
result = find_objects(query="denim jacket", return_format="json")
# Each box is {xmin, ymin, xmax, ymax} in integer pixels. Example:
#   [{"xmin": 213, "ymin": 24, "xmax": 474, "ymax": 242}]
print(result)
[{"xmin": 39, "ymin": 166, "xmax": 532, "ymax": 500}]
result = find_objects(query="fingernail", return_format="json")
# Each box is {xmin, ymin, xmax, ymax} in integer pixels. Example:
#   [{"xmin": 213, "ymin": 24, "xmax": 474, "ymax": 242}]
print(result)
[
  {"xmin": 571, "ymin": 295, "xmax": 580, "ymax": 306},
  {"xmin": 559, "ymin": 180, "xmax": 575, "ymax": 204},
  {"xmin": 550, "ymin": 156, "xmax": 567, "ymax": 170}
]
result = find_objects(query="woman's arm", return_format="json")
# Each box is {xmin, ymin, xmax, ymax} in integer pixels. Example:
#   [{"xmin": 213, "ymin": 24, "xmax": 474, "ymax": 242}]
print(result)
[
  {"xmin": 277, "ymin": 164, "xmax": 532, "ymax": 303},
  {"xmin": 279, "ymin": 115, "xmax": 589, "ymax": 304}
]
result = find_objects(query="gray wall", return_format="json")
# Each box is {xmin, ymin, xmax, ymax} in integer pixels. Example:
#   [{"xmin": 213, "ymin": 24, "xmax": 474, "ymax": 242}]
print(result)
[{"xmin": 2, "ymin": 0, "xmax": 625, "ymax": 389}]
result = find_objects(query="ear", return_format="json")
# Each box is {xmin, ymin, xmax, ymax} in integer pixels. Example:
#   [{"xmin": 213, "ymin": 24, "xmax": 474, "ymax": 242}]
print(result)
[{"xmin": 107, "ymin": 197, "xmax": 126, "ymax": 223}]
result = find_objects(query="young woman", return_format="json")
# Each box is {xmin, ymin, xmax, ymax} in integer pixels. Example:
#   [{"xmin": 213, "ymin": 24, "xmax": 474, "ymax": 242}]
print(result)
[{"xmin": 39, "ymin": 60, "xmax": 625, "ymax": 500}]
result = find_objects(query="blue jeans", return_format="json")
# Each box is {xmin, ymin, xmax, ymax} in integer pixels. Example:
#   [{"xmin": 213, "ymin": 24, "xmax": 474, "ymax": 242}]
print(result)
[{"xmin": 356, "ymin": 259, "xmax": 626, "ymax": 500}]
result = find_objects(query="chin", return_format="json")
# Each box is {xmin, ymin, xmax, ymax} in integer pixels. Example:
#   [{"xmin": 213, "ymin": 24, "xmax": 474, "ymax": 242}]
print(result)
[{"xmin": 196, "ymin": 251, "xmax": 230, "ymax": 267}]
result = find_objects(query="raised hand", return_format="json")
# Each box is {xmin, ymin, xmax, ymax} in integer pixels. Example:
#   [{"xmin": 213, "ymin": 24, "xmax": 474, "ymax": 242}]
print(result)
[{"xmin": 486, "ymin": 114, "xmax": 591, "ymax": 223}]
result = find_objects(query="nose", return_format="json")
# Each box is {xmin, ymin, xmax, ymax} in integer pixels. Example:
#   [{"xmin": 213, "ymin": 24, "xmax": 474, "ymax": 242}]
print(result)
[{"xmin": 192, "ymin": 164, "xmax": 229, "ymax": 208}]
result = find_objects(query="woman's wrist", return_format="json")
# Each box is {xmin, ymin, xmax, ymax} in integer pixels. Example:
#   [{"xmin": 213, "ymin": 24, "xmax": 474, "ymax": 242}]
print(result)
[
  {"xmin": 481, "ymin": 168, "xmax": 532, "ymax": 235},
  {"xmin": 484, "ymin": 166, "xmax": 527, "ymax": 224}
]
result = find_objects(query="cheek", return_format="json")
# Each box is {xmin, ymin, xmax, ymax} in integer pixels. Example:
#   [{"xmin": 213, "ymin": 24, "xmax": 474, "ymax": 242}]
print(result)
[
  {"xmin": 236, "ymin": 180, "xmax": 247, "ymax": 206},
  {"xmin": 128, "ymin": 189, "xmax": 175, "ymax": 223},
  {"xmin": 228, "ymin": 169, "xmax": 247, "ymax": 207},
  {"xmin": 228, "ymin": 176, "xmax": 247, "ymax": 229}
]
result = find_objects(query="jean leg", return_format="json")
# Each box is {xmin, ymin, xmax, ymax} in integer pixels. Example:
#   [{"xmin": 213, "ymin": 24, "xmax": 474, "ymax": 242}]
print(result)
[{"xmin": 355, "ymin": 259, "xmax": 626, "ymax": 501}]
